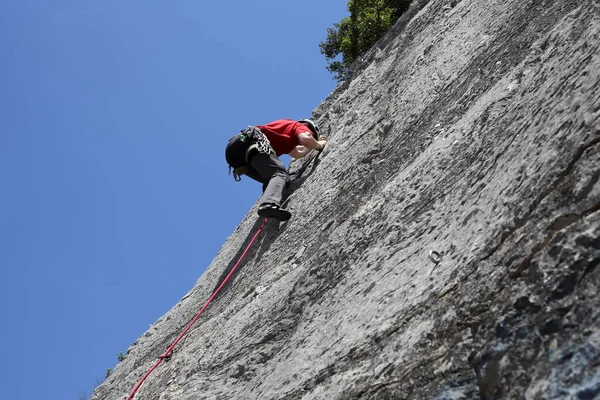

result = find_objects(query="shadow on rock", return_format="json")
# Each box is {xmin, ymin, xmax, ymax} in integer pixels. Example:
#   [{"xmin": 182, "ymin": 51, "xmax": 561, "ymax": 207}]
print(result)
[
  {"xmin": 288, "ymin": 152, "xmax": 322, "ymax": 194},
  {"xmin": 211, "ymin": 217, "xmax": 271, "ymax": 296},
  {"xmin": 211, "ymin": 152, "xmax": 322, "ymax": 297}
]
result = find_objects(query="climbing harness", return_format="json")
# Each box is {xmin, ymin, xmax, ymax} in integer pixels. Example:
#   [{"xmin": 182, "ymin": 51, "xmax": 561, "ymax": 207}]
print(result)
[
  {"xmin": 226, "ymin": 127, "xmax": 275, "ymax": 182},
  {"xmin": 126, "ymin": 218, "xmax": 269, "ymax": 400},
  {"xmin": 247, "ymin": 127, "xmax": 274, "ymax": 156}
]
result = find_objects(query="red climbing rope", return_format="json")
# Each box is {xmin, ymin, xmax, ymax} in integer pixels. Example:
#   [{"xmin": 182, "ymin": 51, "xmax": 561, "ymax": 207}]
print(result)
[{"xmin": 126, "ymin": 218, "xmax": 269, "ymax": 400}]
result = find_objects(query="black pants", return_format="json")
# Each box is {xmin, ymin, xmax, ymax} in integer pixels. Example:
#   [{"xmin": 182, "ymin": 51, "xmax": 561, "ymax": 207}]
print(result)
[{"xmin": 225, "ymin": 134, "xmax": 290, "ymax": 207}]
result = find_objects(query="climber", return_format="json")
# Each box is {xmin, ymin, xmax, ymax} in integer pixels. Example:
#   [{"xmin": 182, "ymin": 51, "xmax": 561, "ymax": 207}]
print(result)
[{"xmin": 225, "ymin": 118, "xmax": 327, "ymax": 221}]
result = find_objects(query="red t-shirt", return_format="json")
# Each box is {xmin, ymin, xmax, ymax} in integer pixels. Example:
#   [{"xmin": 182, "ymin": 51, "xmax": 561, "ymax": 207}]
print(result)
[{"xmin": 256, "ymin": 119, "xmax": 310, "ymax": 156}]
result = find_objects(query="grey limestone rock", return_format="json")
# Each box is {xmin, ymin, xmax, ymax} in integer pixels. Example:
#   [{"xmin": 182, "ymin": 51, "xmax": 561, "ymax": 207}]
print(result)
[{"xmin": 92, "ymin": 0, "xmax": 600, "ymax": 398}]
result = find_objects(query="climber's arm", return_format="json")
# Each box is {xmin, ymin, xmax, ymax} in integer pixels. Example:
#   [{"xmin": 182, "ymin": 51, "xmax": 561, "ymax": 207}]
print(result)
[
  {"xmin": 289, "ymin": 145, "xmax": 311, "ymax": 159},
  {"xmin": 298, "ymin": 132, "xmax": 327, "ymax": 151}
]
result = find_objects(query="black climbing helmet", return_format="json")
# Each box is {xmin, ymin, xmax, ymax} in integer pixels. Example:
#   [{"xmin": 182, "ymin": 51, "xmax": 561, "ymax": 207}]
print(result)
[{"xmin": 298, "ymin": 119, "xmax": 320, "ymax": 140}]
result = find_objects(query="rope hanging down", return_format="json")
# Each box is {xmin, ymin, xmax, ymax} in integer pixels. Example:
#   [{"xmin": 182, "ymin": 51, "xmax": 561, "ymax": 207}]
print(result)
[{"xmin": 126, "ymin": 218, "xmax": 269, "ymax": 400}]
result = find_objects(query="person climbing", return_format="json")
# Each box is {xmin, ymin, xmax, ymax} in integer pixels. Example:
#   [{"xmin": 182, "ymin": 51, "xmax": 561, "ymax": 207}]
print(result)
[{"xmin": 225, "ymin": 118, "xmax": 327, "ymax": 221}]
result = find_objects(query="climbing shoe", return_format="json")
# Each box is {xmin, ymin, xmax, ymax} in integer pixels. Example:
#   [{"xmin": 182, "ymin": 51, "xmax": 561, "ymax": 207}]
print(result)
[{"xmin": 257, "ymin": 203, "xmax": 292, "ymax": 221}]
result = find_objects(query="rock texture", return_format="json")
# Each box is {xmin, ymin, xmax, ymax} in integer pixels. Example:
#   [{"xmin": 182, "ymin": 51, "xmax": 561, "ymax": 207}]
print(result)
[{"xmin": 92, "ymin": 0, "xmax": 600, "ymax": 399}]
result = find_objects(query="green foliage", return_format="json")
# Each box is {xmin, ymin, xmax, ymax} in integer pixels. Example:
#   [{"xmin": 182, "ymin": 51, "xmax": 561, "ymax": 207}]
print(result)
[
  {"xmin": 117, "ymin": 352, "xmax": 127, "ymax": 362},
  {"xmin": 105, "ymin": 368, "xmax": 112, "ymax": 380},
  {"xmin": 320, "ymin": 0, "xmax": 412, "ymax": 81}
]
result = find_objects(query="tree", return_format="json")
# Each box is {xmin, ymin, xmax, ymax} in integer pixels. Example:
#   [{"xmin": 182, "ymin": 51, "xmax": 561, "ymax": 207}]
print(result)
[{"xmin": 320, "ymin": 0, "xmax": 412, "ymax": 81}]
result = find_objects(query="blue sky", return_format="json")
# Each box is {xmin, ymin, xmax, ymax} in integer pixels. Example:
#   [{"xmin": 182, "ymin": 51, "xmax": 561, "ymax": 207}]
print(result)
[{"xmin": 0, "ymin": 1, "xmax": 347, "ymax": 399}]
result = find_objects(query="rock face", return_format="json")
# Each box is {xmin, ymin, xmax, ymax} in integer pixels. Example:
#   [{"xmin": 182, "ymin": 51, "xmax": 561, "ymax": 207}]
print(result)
[{"xmin": 92, "ymin": 0, "xmax": 600, "ymax": 399}]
